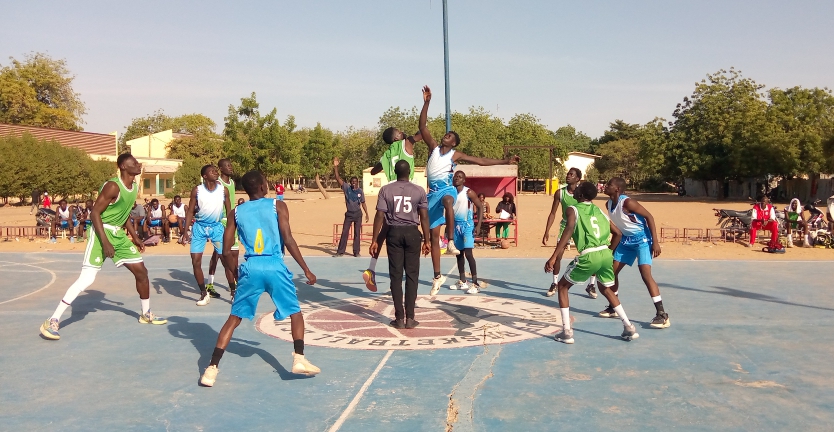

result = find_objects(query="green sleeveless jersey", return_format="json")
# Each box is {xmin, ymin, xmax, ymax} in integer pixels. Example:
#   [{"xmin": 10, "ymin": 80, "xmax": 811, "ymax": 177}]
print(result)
[
  {"xmin": 380, "ymin": 139, "xmax": 415, "ymax": 181},
  {"xmin": 220, "ymin": 177, "xmax": 235, "ymax": 216},
  {"xmin": 570, "ymin": 202, "xmax": 610, "ymax": 252},
  {"xmin": 100, "ymin": 176, "xmax": 137, "ymax": 226},
  {"xmin": 559, "ymin": 184, "xmax": 578, "ymax": 220}
]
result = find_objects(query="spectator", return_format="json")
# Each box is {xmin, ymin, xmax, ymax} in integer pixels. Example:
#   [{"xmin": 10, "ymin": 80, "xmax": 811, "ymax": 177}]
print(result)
[
  {"xmin": 494, "ymin": 192, "xmax": 516, "ymax": 239},
  {"xmin": 749, "ymin": 193, "xmax": 778, "ymax": 248},
  {"xmin": 333, "ymin": 157, "xmax": 369, "ymax": 257},
  {"xmin": 783, "ymin": 198, "xmax": 811, "ymax": 248},
  {"xmin": 30, "ymin": 188, "xmax": 41, "ymax": 215},
  {"xmin": 146, "ymin": 199, "xmax": 170, "ymax": 243},
  {"xmin": 130, "ymin": 201, "xmax": 148, "ymax": 240},
  {"xmin": 237, "ymin": 198, "xmax": 245, "ymax": 206},
  {"xmin": 49, "ymin": 199, "xmax": 78, "ymax": 243},
  {"xmin": 78, "ymin": 200, "xmax": 93, "ymax": 240},
  {"xmin": 275, "ymin": 182, "xmax": 285, "ymax": 201},
  {"xmin": 475, "ymin": 193, "xmax": 492, "ymax": 239},
  {"xmin": 43, "ymin": 192, "xmax": 51, "ymax": 208}
]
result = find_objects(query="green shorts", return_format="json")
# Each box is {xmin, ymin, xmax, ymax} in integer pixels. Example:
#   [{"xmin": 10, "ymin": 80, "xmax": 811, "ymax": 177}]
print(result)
[
  {"xmin": 83, "ymin": 224, "xmax": 143, "ymax": 270},
  {"xmin": 220, "ymin": 217, "xmax": 240, "ymax": 251},
  {"xmin": 564, "ymin": 247, "xmax": 615, "ymax": 287}
]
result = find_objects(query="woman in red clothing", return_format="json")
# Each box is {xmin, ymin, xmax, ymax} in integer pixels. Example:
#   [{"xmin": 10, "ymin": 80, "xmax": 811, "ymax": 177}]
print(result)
[
  {"xmin": 749, "ymin": 193, "xmax": 778, "ymax": 248},
  {"xmin": 42, "ymin": 192, "xmax": 51, "ymax": 208}
]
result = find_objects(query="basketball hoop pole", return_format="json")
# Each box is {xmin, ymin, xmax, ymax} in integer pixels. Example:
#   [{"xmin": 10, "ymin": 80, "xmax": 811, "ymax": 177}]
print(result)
[{"xmin": 442, "ymin": 0, "xmax": 451, "ymax": 132}]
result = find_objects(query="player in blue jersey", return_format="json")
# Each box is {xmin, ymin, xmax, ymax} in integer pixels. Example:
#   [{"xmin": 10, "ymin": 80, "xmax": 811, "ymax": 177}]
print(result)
[{"xmin": 200, "ymin": 170, "xmax": 319, "ymax": 387}]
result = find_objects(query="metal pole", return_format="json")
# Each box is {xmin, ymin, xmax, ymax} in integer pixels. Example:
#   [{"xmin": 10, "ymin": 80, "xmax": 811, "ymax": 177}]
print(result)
[{"xmin": 442, "ymin": 0, "xmax": 451, "ymax": 132}]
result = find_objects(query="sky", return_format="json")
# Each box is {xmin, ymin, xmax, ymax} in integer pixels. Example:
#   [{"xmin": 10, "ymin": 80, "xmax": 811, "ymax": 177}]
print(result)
[{"xmin": 2, "ymin": 1, "xmax": 833, "ymax": 139}]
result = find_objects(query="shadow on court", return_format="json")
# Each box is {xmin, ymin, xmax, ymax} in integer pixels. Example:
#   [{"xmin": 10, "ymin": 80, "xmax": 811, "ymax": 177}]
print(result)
[
  {"xmin": 660, "ymin": 282, "xmax": 834, "ymax": 312},
  {"xmin": 60, "ymin": 290, "xmax": 138, "ymax": 329},
  {"xmin": 166, "ymin": 316, "xmax": 307, "ymax": 381}
]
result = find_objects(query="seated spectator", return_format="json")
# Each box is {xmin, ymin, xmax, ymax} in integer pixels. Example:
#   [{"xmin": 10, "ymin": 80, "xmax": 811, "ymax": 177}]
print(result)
[
  {"xmin": 827, "ymin": 195, "xmax": 834, "ymax": 232},
  {"xmin": 784, "ymin": 198, "xmax": 810, "ymax": 248},
  {"xmin": 146, "ymin": 199, "xmax": 170, "ymax": 243},
  {"xmin": 494, "ymin": 193, "xmax": 516, "ymax": 239},
  {"xmin": 77, "ymin": 200, "xmax": 94, "ymax": 240},
  {"xmin": 237, "ymin": 198, "xmax": 245, "ymax": 206},
  {"xmin": 475, "ymin": 193, "xmax": 493, "ymax": 238},
  {"xmin": 50, "ymin": 199, "xmax": 79, "ymax": 243},
  {"xmin": 749, "ymin": 193, "xmax": 778, "ymax": 248},
  {"xmin": 130, "ymin": 201, "xmax": 148, "ymax": 240},
  {"xmin": 168, "ymin": 195, "xmax": 188, "ymax": 238}
]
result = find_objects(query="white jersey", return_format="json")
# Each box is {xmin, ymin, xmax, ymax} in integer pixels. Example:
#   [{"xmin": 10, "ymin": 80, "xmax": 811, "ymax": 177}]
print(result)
[
  {"xmin": 426, "ymin": 146, "xmax": 456, "ymax": 190},
  {"xmin": 453, "ymin": 186, "xmax": 473, "ymax": 222},
  {"xmin": 172, "ymin": 203, "xmax": 186, "ymax": 218},
  {"xmin": 150, "ymin": 207, "xmax": 162, "ymax": 218},
  {"xmin": 195, "ymin": 183, "xmax": 225, "ymax": 224},
  {"xmin": 607, "ymin": 194, "xmax": 650, "ymax": 245},
  {"xmin": 57, "ymin": 206, "xmax": 71, "ymax": 220}
]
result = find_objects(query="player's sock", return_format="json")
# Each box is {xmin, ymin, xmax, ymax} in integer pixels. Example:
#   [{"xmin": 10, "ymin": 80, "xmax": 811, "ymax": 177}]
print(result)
[
  {"xmin": 552, "ymin": 273, "xmax": 559, "ymax": 284},
  {"xmin": 207, "ymin": 275, "xmax": 214, "ymax": 285},
  {"xmin": 368, "ymin": 258, "xmax": 378, "ymax": 272},
  {"xmin": 293, "ymin": 339, "xmax": 304, "ymax": 355},
  {"xmin": 652, "ymin": 296, "xmax": 664, "ymax": 313},
  {"xmin": 51, "ymin": 268, "xmax": 97, "ymax": 321},
  {"xmin": 210, "ymin": 347, "xmax": 225, "ymax": 367},
  {"xmin": 613, "ymin": 305, "xmax": 632, "ymax": 327},
  {"xmin": 140, "ymin": 299, "xmax": 150, "ymax": 315},
  {"xmin": 560, "ymin": 308, "xmax": 571, "ymax": 331},
  {"xmin": 588, "ymin": 275, "xmax": 597, "ymax": 286}
]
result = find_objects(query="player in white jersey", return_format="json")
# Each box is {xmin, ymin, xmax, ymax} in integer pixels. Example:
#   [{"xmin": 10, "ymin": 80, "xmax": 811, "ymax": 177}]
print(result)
[
  {"xmin": 179, "ymin": 164, "xmax": 235, "ymax": 306},
  {"xmin": 418, "ymin": 85, "xmax": 520, "ymax": 295},
  {"xmin": 603, "ymin": 177, "xmax": 670, "ymax": 328},
  {"xmin": 448, "ymin": 171, "xmax": 484, "ymax": 294}
]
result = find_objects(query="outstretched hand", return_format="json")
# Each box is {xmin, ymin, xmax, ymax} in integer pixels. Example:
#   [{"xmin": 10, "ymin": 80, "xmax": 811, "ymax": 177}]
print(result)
[
  {"xmin": 423, "ymin": 85, "xmax": 432, "ymax": 102},
  {"xmin": 333, "ymin": 157, "xmax": 340, "ymax": 167},
  {"xmin": 506, "ymin": 155, "xmax": 521, "ymax": 164}
]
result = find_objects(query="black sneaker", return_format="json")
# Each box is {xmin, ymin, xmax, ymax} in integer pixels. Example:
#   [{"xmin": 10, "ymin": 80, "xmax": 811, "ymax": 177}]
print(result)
[
  {"xmin": 405, "ymin": 318, "xmax": 420, "ymax": 329},
  {"xmin": 599, "ymin": 305, "xmax": 619, "ymax": 318},
  {"xmin": 585, "ymin": 284, "xmax": 597, "ymax": 299},
  {"xmin": 546, "ymin": 283, "xmax": 557, "ymax": 297},
  {"xmin": 389, "ymin": 319, "xmax": 405, "ymax": 329},
  {"xmin": 333, "ymin": 253, "xmax": 344, "ymax": 258},
  {"xmin": 650, "ymin": 312, "xmax": 670, "ymax": 329},
  {"xmin": 207, "ymin": 286, "xmax": 221, "ymax": 298}
]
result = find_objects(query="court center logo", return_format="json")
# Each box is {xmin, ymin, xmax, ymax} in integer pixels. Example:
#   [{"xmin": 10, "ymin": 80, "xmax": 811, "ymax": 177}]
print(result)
[{"xmin": 256, "ymin": 295, "xmax": 565, "ymax": 350}]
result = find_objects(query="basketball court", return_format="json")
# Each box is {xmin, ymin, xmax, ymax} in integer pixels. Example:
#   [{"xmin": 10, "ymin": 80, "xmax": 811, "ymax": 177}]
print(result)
[{"xmin": 2, "ymin": 252, "xmax": 833, "ymax": 430}]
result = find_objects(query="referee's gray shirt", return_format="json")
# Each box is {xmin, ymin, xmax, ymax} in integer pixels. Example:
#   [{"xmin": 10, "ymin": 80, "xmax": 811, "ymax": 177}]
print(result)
[{"xmin": 376, "ymin": 181, "xmax": 427, "ymax": 226}]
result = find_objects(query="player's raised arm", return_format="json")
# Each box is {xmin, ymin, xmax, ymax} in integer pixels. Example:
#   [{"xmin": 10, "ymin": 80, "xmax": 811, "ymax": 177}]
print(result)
[
  {"xmin": 454, "ymin": 153, "xmax": 520, "ymax": 167},
  {"xmin": 276, "ymin": 200, "xmax": 316, "ymax": 284},
  {"xmin": 419, "ymin": 86, "xmax": 439, "ymax": 151},
  {"xmin": 179, "ymin": 186, "xmax": 199, "ymax": 245},
  {"xmin": 333, "ymin": 157, "xmax": 344, "ymax": 188}
]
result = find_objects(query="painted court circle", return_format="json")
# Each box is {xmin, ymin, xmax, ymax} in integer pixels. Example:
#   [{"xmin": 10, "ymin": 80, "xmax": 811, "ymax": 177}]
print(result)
[{"xmin": 255, "ymin": 295, "xmax": 565, "ymax": 350}]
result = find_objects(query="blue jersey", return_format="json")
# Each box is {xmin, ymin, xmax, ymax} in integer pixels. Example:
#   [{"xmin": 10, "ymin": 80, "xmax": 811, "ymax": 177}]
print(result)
[
  {"xmin": 235, "ymin": 198, "xmax": 285, "ymax": 259},
  {"xmin": 607, "ymin": 194, "xmax": 651, "ymax": 245}
]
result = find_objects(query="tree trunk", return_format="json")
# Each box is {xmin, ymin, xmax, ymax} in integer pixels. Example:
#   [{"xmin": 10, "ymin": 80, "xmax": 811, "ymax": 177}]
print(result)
[{"xmin": 315, "ymin": 174, "xmax": 329, "ymax": 200}]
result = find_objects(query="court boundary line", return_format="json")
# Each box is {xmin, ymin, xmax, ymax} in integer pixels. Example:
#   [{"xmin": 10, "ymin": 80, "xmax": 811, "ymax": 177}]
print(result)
[
  {"xmin": 326, "ymin": 349, "xmax": 394, "ymax": 432},
  {"xmin": 0, "ymin": 261, "xmax": 58, "ymax": 306}
]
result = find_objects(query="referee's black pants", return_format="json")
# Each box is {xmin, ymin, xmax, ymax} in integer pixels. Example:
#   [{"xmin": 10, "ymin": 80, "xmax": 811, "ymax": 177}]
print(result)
[
  {"xmin": 386, "ymin": 225, "xmax": 421, "ymax": 320},
  {"xmin": 337, "ymin": 210, "xmax": 362, "ymax": 256}
]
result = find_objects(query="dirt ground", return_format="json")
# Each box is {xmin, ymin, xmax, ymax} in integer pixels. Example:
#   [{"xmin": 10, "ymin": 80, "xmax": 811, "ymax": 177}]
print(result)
[{"xmin": 2, "ymin": 192, "xmax": 832, "ymax": 261}]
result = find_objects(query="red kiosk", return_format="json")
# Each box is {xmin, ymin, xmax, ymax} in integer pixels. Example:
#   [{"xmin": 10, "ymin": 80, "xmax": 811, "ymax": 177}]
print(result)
[{"xmin": 455, "ymin": 164, "xmax": 519, "ymax": 247}]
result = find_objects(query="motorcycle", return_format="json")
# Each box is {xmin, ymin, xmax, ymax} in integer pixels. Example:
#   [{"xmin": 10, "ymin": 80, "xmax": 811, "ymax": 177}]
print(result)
[
  {"xmin": 713, "ymin": 207, "xmax": 753, "ymax": 240},
  {"xmin": 36, "ymin": 208, "xmax": 55, "ymax": 227}
]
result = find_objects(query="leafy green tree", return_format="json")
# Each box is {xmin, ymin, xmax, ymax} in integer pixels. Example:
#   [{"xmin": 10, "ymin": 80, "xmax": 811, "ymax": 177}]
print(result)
[
  {"xmin": 302, "ymin": 123, "xmax": 336, "ymax": 199},
  {"xmin": 335, "ymin": 127, "xmax": 376, "ymax": 181},
  {"xmin": 501, "ymin": 113, "xmax": 561, "ymax": 179},
  {"xmin": 595, "ymin": 139, "xmax": 640, "ymax": 182},
  {"xmin": 553, "ymin": 125, "xmax": 592, "ymax": 154},
  {"xmin": 0, "ymin": 53, "xmax": 87, "ymax": 131},
  {"xmin": 223, "ymin": 93, "xmax": 302, "ymax": 181},
  {"xmin": 166, "ymin": 134, "xmax": 225, "ymax": 163},
  {"xmin": 768, "ymin": 86, "xmax": 834, "ymax": 176},
  {"xmin": 169, "ymin": 157, "xmax": 207, "ymax": 198}
]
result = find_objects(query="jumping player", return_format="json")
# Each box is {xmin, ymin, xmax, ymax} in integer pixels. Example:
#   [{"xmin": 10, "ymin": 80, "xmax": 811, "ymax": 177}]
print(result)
[
  {"xmin": 541, "ymin": 168, "xmax": 597, "ymax": 299},
  {"xmin": 544, "ymin": 181, "xmax": 638, "ymax": 344},
  {"xmin": 419, "ymin": 85, "xmax": 519, "ymax": 295},
  {"xmin": 603, "ymin": 177, "xmax": 670, "ymax": 328},
  {"xmin": 448, "ymin": 171, "xmax": 484, "ymax": 294},
  {"xmin": 370, "ymin": 160, "xmax": 431, "ymax": 328},
  {"xmin": 39, "ymin": 154, "xmax": 167, "ymax": 340},
  {"xmin": 207, "ymin": 159, "xmax": 239, "ymax": 298},
  {"xmin": 179, "ymin": 164, "xmax": 235, "ymax": 306},
  {"xmin": 362, "ymin": 127, "xmax": 422, "ymax": 291},
  {"xmin": 200, "ymin": 171, "xmax": 319, "ymax": 387}
]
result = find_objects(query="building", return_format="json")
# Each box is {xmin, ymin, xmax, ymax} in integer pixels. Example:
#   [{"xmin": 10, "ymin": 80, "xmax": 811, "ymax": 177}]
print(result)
[
  {"xmin": 0, "ymin": 123, "xmax": 182, "ymax": 197},
  {"xmin": 544, "ymin": 151, "xmax": 601, "ymax": 194}
]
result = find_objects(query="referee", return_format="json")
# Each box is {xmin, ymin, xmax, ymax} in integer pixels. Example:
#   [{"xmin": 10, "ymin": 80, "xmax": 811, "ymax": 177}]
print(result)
[{"xmin": 370, "ymin": 160, "xmax": 431, "ymax": 329}]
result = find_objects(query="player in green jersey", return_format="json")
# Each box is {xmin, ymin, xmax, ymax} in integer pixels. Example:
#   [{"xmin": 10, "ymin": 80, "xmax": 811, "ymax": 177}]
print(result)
[
  {"xmin": 40, "ymin": 154, "xmax": 167, "ymax": 340},
  {"xmin": 542, "ymin": 168, "xmax": 598, "ymax": 298},
  {"xmin": 362, "ymin": 128, "xmax": 422, "ymax": 291},
  {"xmin": 544, "ymin": 181, "xmax": 638, "ymax": 344},
  {"xmin": 207, "ymin": 159, "xmax": 239, "ymax": 298}
]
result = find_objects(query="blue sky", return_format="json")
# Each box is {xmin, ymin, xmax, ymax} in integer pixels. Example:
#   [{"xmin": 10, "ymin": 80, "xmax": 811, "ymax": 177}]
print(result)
[{"xmin": 2, "ymin": 1, "xmax": 832, "ymax": 138}]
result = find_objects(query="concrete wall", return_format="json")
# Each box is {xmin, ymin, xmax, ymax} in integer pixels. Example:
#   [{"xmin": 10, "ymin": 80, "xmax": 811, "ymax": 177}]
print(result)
[
  {"xmin": 362, "ymin": 167, "xmax": 428, "ymax": 196},
  {"xmin": 127, "ymin": 130, "xmax": 174, "ymax": 159},
  {"xmin": 558, "ymin": 153, "xmax": 599, "ymax": 179}
]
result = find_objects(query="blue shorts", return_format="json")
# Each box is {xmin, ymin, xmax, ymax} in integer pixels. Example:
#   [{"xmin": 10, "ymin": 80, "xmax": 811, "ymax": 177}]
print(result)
[
  {"xmin": 276, "ymin": 195, "xmax": 284, "ymax": 201},
  {"xmin": 190, "ymin": 221, "xmax": 224, "ymax": 254},
  {"xmin": 613, "ymin": 240, "xmax": 653, "ymax": 267},
  {"xmin": 454, "ymin": 219, "xmax": 475, "ymax": 249},
  {"xmin": 232, "ymin": 257, "xmax": 300, "ymax": 320},
  {"xmin": 149, "ymin": 219, "xmax": 161, "ymax": 227},
  {"xmin": 60, "ymin": 220, "xmax": 79, "ymax": 229},
  {"xmin": 428, "ymin": 183, "xmax": 457, "ymax": 229}
]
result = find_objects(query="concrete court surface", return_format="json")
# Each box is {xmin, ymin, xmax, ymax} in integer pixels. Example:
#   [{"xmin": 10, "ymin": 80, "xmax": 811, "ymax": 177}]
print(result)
[{"xmin": 1, "ymin": 252, "xmax": 833, "ymax": 431}]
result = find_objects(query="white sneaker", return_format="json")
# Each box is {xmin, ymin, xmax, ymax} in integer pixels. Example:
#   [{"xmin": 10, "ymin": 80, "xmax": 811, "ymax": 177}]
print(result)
[
  {"xmin": 201, "ymin": 365, "xmax": 218, "ymax": 386},
  {"xmin": 449, "ymin": 280, "xmax": 469, "ymax": 290},
  {"xmin": 465, "ymin": 283, "xmax": 481, "ymax": 294},
  {"xmin": 430, "ymin": 275, "xmax": 446, "ymax": 296},
  {"xmin": 196, "ymin": 293, "xmax": 210, "ymax": 306},
  {"xmin": 292, "ymin": 353, "xmax": 321, "ymax": 376},
  {"xmin": 445, "ymin": 239, "xmax": 461, "ymax": 255}
]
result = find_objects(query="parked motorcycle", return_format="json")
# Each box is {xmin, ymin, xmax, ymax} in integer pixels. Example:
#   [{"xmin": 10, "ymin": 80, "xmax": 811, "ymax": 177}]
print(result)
[
  {"xmin": 36, "ymin": 208, "xmax": 55, "ymax": 227},
  {"xmin": 713, "ymin": 207, "xmax": 753, "ymax": 240}
]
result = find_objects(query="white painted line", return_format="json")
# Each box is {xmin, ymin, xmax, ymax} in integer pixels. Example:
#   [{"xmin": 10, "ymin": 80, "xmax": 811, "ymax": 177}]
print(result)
[
  {"xmin": 327, "ymin": 349, "xmax": 394, "ymax": 432},
  {"xmin": 0, "ymin": 262, "xmax": 57, "ymax": 306}
]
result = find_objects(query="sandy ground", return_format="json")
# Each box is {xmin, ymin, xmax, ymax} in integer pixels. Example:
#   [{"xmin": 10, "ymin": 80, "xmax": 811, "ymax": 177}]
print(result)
[{"xmin": 2, "ymin": 192, "xmax": 832, "ymax": 261}]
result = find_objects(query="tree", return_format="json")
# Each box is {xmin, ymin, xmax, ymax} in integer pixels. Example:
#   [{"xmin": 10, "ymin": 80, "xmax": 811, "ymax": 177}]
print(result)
[
  {"xmin": 502, "ymin": 113, "xmax": 562, "ymax": 179},
  {"xmin": 166, "ymin": 134, "xmax": 225, "ymax": 162},
  {"xmin": 0, "ymin": 53, "xmax": 86, "ymax": 131},
  {"xmin": 768, "ymin": 86, "xmax": 834, "ymax": 176},
  {"xmin": 554, "ymin": 125, "xmax": 592, "ymax": 154},
  {"xmin": 595, "ymin": 139, "xmax": 640, "ymax": 182},
  {"xmin": 335, "ymin": 127, "xmax": 376, "ymax": 181},
  {"xmin": 223, "ymin": 93, "xmax": 302, "ymax": 181},
  {"xmin": 120, "ymin": 111, "xmax": 217, "ymax": 153},
  {"xmin": 302, "ymin": 123, "xmax": 336, "ymax": 199}
]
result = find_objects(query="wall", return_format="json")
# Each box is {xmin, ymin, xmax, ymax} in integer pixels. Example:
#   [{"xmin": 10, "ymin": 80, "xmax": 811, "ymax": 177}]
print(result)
[
  {"xmin": 362, "ymin": 167, "xmax": 428, "ymax": 196},
  {"xmin": 126, "ymin": 130, "xmax": 174, "ymax": 158}
]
